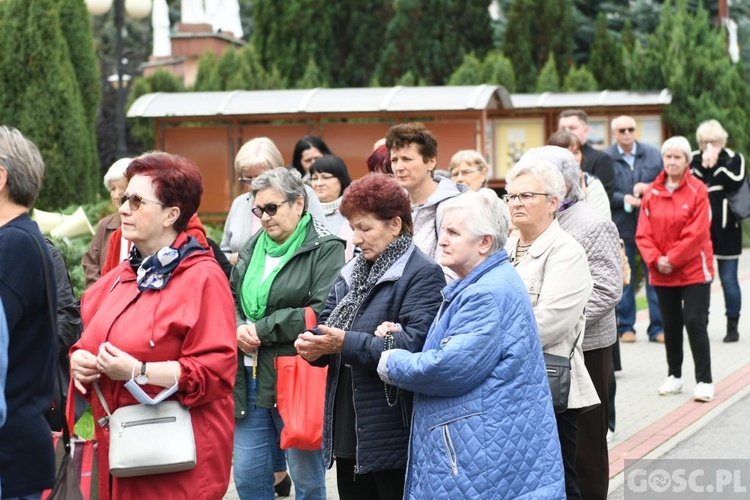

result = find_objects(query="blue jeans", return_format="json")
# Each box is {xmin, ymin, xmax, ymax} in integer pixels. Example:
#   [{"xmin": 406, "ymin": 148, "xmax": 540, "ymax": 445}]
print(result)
[
  {"xmin": 717, "ymin": 258, "xmax": 742, "ymax": 318},
  {"xmin": 233, "ymin": 367, "xmax": 326, "ymax": 500},
  {"xmin": 616, "ymin": 242, "xmax": 663, "ymax": 338}
]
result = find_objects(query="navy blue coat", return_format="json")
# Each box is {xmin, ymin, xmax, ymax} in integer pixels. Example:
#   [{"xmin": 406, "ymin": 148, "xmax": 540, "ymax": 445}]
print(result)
[
  {"xmin": 606, "ymin": 141, "xmax": 663, "ymax": 243},
  {"xmin": 314, "ymin": 244, "xmax": 445, "ymax": 474}
]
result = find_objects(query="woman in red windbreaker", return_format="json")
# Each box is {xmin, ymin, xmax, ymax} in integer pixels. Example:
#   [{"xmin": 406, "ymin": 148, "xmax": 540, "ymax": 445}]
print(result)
[
  {"xmin": 636, "ymin": 136, "xmax": 715, "ymax": 403},
  {"xmin": 70, "ymin": 153, "xmax": 236, "ymax": 499}
]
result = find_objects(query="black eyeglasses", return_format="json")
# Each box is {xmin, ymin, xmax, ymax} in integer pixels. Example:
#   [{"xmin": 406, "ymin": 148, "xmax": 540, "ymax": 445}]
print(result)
[
  {"xmin": 252, "ymin": 200, "xmax": 290, "ymax": 218},
  {"xmin": 238, "ymin": 177, "xmax": 255, "ymax": 186},
  {"xmin": 502, "ymin": 192, "xmax": 550, "ymax": 204},
  {"xmin": 618, "ymin": 127, "xmax": 635, "ymax": 134},
  {"xmin": 118, "ymin": 193, "xmax": 166, "ymax": 211}
]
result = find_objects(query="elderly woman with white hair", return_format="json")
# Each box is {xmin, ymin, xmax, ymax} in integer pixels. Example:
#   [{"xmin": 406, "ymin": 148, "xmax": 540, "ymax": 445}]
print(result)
[
  {"xmin": 637, "ymin": 136, "xmax": 714, "ymax": 402},
  {"xmin": 81, "ymin": 157, "xmax": 131, "ymax": 288},
  {"xmin": 504, "ymin": 158, "xmax": 598, "ymax": 500},
  {"xmin": 691, "ymin": 119, "xmax": 745, "ymax": 343},
  {"xmin": 221, "ymin": 137, "xmax": 326, "ymax": 265},
  {"xmin": 521, "ymin": 146, "xmax": 622, "ymax": 500},
  {"xmin": 377, "ymin": 189, "xmax": 565, "ymax": 499}
]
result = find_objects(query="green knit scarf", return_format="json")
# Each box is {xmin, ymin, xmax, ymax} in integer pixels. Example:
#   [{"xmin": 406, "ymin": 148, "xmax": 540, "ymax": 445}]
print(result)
[{"xmin": 240, "ymin": 212, "xmax": 311, "ymax": 321}]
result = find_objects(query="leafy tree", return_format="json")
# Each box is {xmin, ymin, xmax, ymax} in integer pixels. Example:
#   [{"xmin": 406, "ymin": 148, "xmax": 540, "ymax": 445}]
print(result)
[
  {"xmin": 193, "ymin": 50, "xmax": 220, "ymax": 91},
  {"xmin": 448, "ymin": 53, "xmax": 484, "ymax": 86},
  {"xmin": 329, "ymin": 0, "xmax": 390, "ymax": 87},
  {"xmin": 482, "ymin": 51, "xmax": 516, "ymax": 92},
  {"xmin": 536, "ymin": 53, "xmax": 561, "ymax": 92},
  {"xmin": 503, "ymin": 0, "xmax": 574, "ymax": 91},
  {"xmin": 0, "ymin": 0, "xmax": 97, "ymax": 209},
  {"xmin": 635, "ymin": 0, "xmax": 750, "ymax": 150},
  {"xmin": 378, "ymin": 0, "xmax": 493, "ymax": 86},
  {"xmin": 57, "ymin": 0, "xmax": 101, "ymax": 129},
  {"xmin": 503, "ymin": 0, "xmax": 537, "ymax": 91},
  {"xmin": 563, "ymin": 65, "xmax": 599, "ymax": 91},
  {"xmin": 589, "ymin": 12, "xmax": 626, "ymax": 89},
  {"xmin": 296, "ymin": 58, "xmax": 327, "ymax": 89},
  {"xmin": 540, "ymin": 0, "xmax": 575, "ymax": 79},
  {"xmin": 251, "ymin": 0, "xmax": 336, "ymax": 86}
]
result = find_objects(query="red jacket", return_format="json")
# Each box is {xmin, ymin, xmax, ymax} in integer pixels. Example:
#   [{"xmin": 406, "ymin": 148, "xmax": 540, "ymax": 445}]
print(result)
[
  {"xmin": 636, "ymin": 169, "xmax": 714, "ymax": 287},
  {"xmin": 72, "ymin": 233, "xmax": 236, "ymax": 499}
]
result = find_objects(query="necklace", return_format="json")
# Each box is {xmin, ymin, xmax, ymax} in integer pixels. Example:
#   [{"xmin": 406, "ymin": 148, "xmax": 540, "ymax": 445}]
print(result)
[{"xmin": 383, "ymin": 334, "xmax": 401, "ymax": 407}]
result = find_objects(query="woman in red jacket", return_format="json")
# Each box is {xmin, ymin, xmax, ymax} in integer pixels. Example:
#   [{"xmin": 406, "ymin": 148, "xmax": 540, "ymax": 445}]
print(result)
[
  {"xmin": 636, "ymin": 136, "xmax": 715, "ymax": 403},
  {"xmin": 69, "ymin": 153, "xmax": 237, "ymax": 499}
]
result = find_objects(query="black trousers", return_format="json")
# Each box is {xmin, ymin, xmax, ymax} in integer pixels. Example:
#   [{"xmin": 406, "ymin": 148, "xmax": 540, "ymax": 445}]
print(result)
[
  {"xmin": 335, "ymin": 458, "xmax": 405, "ymax": 500},
  {"xmin": 557, "ymin": 408, "xmax": 582, "ymax": 500},
  {"xmin": 654, "ymin": 283, "xmax": 712, "ymax": 383},
  {"xmin": 577, "ymin": 345, "xmax": 612, "ymax": 500}
]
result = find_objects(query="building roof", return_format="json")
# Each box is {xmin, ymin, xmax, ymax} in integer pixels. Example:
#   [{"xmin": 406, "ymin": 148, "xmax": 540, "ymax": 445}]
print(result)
[
  {"xmin": 127, "ymin": 85, "xmax": 512, "ymax": 118},
  {"xmin": 510, "ymin": 89, "xmax": 672, "ymax": 108}
]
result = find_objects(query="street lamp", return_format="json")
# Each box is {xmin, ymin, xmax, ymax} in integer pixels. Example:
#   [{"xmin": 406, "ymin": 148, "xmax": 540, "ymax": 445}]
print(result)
[{"xmin": 87, "ymin": 0, "xmax": 152, "ymax": 159}]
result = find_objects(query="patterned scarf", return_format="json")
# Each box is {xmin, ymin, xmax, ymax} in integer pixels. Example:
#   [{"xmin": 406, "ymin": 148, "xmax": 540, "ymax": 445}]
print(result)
[
  {"xmin": 325, "ymin": 234, "xmax": 412, "ymax": 330},
  {"xmin": 130, "ymin": 234, "xmax": 205, "ymax": 291}
]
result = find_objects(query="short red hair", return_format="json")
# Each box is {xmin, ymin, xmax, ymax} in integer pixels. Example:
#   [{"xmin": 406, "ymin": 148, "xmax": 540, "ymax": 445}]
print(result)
[
  {"xmin": 126, "ymin": 152, "xmax": 203, "ymax": 232},
  {"xmin": 340, "ymin": 173, "xmax": 412, "ymax": 235},
  {"xmin": 366, "ymin": 145, "xmax": 392, "ymax": 174}
]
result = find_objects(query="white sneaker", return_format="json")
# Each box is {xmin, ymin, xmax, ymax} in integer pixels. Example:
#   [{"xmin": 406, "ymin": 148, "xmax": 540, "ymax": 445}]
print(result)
[
  {"xmin": 694, "ymin": 382, "xmax": 714, "ymax": 402},
  {"xmin": 658, "ymin": 375, "xmax": 684, "ymax": 395},
  {"xmin": 606, "ymin": 429, "xmax": 614, "ymax": 443}
]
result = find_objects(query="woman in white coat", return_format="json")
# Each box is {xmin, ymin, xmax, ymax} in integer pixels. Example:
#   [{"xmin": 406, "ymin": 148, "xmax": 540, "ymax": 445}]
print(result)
[{"xmin": 504, "ymin": 158, "xmax": 599, "ymax": 500}]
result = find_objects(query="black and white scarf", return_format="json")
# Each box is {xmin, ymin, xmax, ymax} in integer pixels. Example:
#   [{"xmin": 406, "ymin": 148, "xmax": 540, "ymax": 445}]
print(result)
[{"xmin": 325, "ymin": 234, "xmax": 412, "ymax": 330}]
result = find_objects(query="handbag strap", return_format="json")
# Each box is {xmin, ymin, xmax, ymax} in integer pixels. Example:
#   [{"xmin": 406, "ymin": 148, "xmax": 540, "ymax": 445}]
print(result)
[
  {"xmin": 568, "ymin": 332, "xmax": 582, "ymax": 360},
  {"xmin": 93, "ymin": 381, "xmax": 113, "ymax": 426},
  {"xmin": 94, "ymin": 361, "xmax": 181, "ymax": 427},
  {"xmin": 24, "ymin": 230, "xmax": 73, "ymax": 447}
]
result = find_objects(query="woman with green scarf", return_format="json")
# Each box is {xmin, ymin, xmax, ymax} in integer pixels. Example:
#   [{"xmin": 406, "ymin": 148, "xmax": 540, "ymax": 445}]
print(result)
[{"xmin": 230, "ymin": 167, "xmax": 345, "ymax": 500}]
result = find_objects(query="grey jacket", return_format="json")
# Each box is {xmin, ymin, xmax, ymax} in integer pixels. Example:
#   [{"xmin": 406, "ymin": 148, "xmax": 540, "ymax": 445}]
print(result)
[
  {"xmin": 411, "ymin": 178, "xmax": 466, "ymax": 281},
  {"xmin": 558, "ymin": 201, "xmax": 622, "ymax": 351}
]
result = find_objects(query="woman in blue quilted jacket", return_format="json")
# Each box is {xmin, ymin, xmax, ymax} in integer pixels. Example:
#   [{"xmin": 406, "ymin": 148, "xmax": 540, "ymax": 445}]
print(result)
[{"xmin": 377, "ymin": 189, "xmax": 565, "ymax": 499}]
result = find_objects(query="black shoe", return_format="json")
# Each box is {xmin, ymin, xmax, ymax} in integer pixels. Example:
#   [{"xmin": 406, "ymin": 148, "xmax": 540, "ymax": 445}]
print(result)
[
  {"xmin": 274, "ymin": 473, "xmax": 292, "ymax": 497},
  {"xmin": 724, "ymin": 318, "xmax": 739, "ymax": 343}
]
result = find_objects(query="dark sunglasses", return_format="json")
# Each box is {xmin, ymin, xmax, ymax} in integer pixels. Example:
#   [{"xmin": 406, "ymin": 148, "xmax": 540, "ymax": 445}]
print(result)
[
  {"xmin": 118, "ymin": 192, "xmax": 166, "ymax": 211},
  {"xmin": 618, "ymin": 127, "xmax": 635, "ymax": 134},
  {"xmin": 252, "ymin": 200, "xmax": 290, "ymax": 218}
]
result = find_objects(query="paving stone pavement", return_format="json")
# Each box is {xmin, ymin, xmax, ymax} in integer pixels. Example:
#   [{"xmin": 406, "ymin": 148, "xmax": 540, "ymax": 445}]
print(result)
[
  {"xmin": 606, "ymin": 249, "xmax": 750, "ymax": 495},
  {"xmin": 224, "ymin": 251, "xmax": 750, "ymax": 499}
]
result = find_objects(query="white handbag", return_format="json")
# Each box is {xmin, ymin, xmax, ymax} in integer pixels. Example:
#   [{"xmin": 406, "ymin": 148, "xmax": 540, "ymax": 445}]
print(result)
[{"xmin": 94, "ymin": 375, "xmax": 196, "ymax": 477}]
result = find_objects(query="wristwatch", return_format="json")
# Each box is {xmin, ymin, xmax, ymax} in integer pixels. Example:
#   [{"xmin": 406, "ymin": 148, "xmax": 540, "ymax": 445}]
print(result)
[{"xmin": 135, "ymin": 362, "xmax": 149, "ymax": 385}]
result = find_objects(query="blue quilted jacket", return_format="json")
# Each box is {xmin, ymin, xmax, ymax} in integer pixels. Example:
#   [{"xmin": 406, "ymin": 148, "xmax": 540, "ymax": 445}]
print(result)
[
  {"xmin": 385, "ymin": 250, "xmax": 565, "ymax": 499},
  {"xmin": 315, "ymin": 244, "xmax": 445, "ymax": 474}
]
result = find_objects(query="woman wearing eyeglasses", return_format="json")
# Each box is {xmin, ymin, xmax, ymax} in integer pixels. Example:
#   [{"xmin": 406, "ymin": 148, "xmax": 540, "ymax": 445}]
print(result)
[
  {"xmin": 504, "ymin": 158, "xmax": 598, "ymax": 500},
  {"xmin": 221, "ymin": 137, "xmax": 326, "ymax": 265},
  {"xmin": 230, "ymin": 167, "xmax": 345, "ymax": 500},
  {"xmin": 309, "ymin": 154, "xmax": 355, "ymax": 260},
  {"xmin": 448, "ymin": 150, "xmax": 488, "ymax": 191},
  {"xmin": 69, "ymin": 152, "xmax": 238, "ymax": 499}
]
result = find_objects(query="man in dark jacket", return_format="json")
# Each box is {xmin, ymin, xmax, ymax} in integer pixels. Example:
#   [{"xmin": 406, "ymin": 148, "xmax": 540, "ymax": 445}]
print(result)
[
  {"xmin": 559, "ymin": 109, "xmax": 616, "ymax": 203},
  {"xmin": 605, "ymin": 115, "xmax": 664, "ymax": 343}
]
